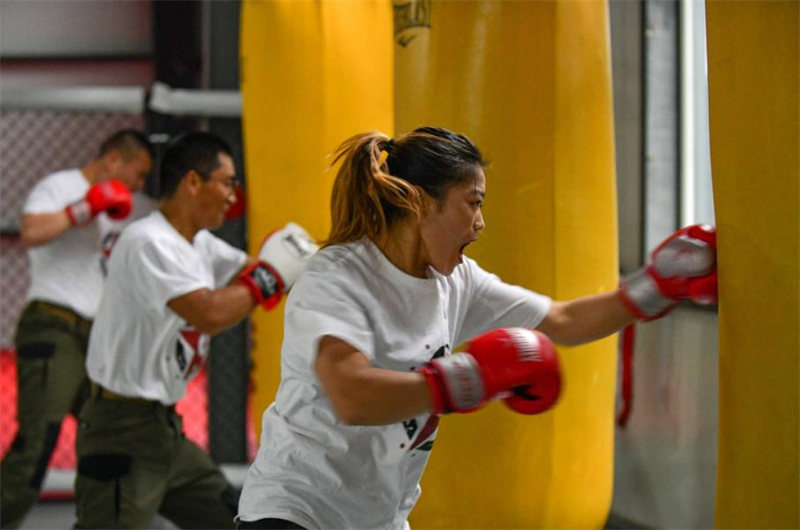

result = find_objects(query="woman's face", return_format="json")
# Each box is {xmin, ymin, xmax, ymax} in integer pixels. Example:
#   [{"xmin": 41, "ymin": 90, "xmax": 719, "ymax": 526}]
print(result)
[{"xmin": 419, "ymin": 167, "xmax": 486, "ymax": 275}]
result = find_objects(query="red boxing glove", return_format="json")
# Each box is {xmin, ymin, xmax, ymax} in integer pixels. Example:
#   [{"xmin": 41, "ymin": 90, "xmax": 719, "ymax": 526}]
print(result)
[
  {"xmin": 619, "ymin": 224, "xmax": 717, "ymax": 320},
  {"xmin": 66, "ymin": 180, "xmax": 133, "ymax": 225},
  {"xmin": 419, "ymin": 328, "xmax": 562, "ymax": 416},
  {"xmin": 237, "ymin": 261, "xmax": 284, "ymax": 311}
]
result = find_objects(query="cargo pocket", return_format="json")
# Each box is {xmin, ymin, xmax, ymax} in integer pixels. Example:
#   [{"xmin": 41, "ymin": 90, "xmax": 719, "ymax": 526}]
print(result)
[
  {"xmin": 16, "ymin": 342, "xmax": 55, "ymax": 387},
  {"xmin": 16, "ymin": 342, "xmax": 55, "ymax": 360},
  {"xmin": 75, "ymin": 453, "xmax": 132, "ymax": 527}
]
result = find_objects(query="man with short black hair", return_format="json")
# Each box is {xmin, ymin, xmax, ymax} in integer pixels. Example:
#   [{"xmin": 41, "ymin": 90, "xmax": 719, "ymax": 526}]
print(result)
[
  {"xmin": 73, "ymin": 131, "xmax": 316, "ymax": 529},
  {"xmin": 1, "ymin": 129, "xmax": 154, "ymax": 529}
]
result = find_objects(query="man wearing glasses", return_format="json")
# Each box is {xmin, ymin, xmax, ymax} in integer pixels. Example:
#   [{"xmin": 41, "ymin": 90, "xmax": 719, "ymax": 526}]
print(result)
[{"xmin": 73, "ymin": 132, "xmax": 317, "ymax": 529}]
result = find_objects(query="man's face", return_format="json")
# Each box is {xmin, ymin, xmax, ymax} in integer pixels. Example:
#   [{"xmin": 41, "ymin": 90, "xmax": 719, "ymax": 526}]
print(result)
[
  {"xmin": 108, "ymin": 149, "xmax": 152, "ymax": 192},
  {"xmin": 196, "ymin": 152, "xmax": 238, "ymax": 231}
]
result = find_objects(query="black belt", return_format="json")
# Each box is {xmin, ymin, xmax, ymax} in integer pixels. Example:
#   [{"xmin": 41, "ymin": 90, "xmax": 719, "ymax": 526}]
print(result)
[{"xmin": 27, "ymin": 300, "xmax": 92, "ymax": 334}]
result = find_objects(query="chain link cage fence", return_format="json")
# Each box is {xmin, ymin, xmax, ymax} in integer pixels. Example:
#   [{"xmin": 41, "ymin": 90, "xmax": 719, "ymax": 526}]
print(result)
[
  {"xmin": 206, "ymin": 117, "xmax": 257, "ymax": 465},
  {"xmin": 0, "ymin": 109, "xmax": 253, "ymax": 486}
]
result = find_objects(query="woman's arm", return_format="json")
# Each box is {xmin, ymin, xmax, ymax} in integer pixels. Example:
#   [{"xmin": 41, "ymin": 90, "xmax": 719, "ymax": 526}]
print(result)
[
  {"xmin": 536, "ymin": 291, "xmax": 635, "ymax": 347},
  {"xmin": 536, "ymin": 225, "xmax": 717, "ymax": 346},
  {"xmin": 314, "ymin": 335, "xmax": 432, "ymax": 426}
]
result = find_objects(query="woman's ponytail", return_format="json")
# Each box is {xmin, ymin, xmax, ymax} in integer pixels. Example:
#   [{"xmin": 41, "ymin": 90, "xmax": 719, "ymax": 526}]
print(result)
[{"xmin": 324, "ymin": 132, "xmax": 422, "ymax": 246}]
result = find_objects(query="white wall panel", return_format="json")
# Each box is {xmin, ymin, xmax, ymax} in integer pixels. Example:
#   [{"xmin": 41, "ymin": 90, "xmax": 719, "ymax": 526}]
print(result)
[{"xmin": 0, "ymin": 0, "xmax": 152, "ymax": 58}]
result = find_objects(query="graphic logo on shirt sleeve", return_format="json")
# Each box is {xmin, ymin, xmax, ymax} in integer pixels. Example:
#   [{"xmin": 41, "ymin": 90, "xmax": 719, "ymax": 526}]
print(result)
[
  {"xmin": 175, "ymin": 325, "xmax": 210, "ymax": 380},
  {"xmin": 403, "ymin": 343, "xmax": 449, "ymax": 452}
]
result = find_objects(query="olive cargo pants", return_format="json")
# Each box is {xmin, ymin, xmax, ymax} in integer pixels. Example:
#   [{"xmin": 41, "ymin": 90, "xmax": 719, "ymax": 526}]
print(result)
[
  {"xmin": 1, "ymin": 301, "xmax": 92, "ymax": 529},
  {"xmin": 73, "ymin": 391, "xmax": 238, "ymax": 529}
]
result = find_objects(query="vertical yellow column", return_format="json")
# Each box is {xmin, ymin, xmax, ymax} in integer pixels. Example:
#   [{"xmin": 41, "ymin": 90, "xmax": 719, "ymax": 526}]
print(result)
[
  {"xmin": 396, "ymin": 1, "xmax": 618, "ymax": 528},
  {"xmin": 706, "ymin": 2, "xmax": 800, "ymax": 528},
  {"xmin": 240, "ymin": 0, "xmax": 394, "ymax": 434}
]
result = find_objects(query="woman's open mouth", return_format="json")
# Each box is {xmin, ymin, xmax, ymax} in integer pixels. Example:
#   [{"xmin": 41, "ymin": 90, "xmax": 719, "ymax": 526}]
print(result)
[{"xmin": 458, "ymin": 241, "xmax": 472, "ymax": 261}]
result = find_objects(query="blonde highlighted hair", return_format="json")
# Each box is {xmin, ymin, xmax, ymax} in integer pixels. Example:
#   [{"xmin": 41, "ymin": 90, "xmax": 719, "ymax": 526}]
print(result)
[{"xmin": 324, "ymin": 126, "xmax": 485, "ymax": 247}]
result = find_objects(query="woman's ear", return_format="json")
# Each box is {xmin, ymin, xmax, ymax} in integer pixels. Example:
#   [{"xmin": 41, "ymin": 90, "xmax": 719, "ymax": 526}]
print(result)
[{"xmin": 415, "ymin": 185, "xmax": 433, "ymax": 218}]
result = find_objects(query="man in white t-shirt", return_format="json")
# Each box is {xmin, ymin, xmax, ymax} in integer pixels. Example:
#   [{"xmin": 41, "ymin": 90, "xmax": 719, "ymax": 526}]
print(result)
[
  {"xmin": 73, "ymin": 131, "xmax": 316, "ymax": 529},
  {"xmin": 0, "ymin": 130, "xmax": 154, "ymax": 529}
]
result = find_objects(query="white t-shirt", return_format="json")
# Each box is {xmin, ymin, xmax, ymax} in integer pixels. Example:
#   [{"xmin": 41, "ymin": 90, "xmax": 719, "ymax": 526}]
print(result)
[
  {"xmin": 85, "ymin": 210, "xmax": 248, "ymax": 405},
  {"xmin": 23, "ymin": 168, "xmax": 127, "ymax": 319},
  {"xmin": 238, "ymin": 238, "xmax": 552, "ymax": 530}
]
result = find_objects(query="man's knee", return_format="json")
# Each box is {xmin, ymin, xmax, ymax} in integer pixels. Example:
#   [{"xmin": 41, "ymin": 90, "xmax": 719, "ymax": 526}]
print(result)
[{"xmin": 2, "ymin": 421, "xmax": 62, "ymax": 491}]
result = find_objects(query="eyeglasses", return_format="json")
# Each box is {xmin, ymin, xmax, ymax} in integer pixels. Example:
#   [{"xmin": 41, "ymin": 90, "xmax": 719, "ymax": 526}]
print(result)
[
  {"xmin": 195, "ymin": 169, "xmax": 240, "ymax": 193},
  {"xmin": 214, "ymin": 176, "xmax": 240, "ymax": 193}
]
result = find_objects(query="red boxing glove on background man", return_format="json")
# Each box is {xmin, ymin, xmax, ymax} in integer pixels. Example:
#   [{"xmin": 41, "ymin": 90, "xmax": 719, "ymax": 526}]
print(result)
[{"xmin": 65, "ymin": 179, "xmax": 133, "ymax": 226}]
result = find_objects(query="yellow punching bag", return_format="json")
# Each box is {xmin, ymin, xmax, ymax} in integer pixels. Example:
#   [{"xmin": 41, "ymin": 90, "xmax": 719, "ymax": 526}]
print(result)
[
  {"xmin": 240, "ymin": 0, "xmax": 394, "ymax": 433},
  {"xmin": 242, "ymin": 0, "xmax": 616, "ymax": 527},
  {"xmin": 395, "ymin": 1, "xmax": 618, "ymax": 528},
  {"xmin": 706, "ymin": 2, "xmax": 800, "ymax": 528}
]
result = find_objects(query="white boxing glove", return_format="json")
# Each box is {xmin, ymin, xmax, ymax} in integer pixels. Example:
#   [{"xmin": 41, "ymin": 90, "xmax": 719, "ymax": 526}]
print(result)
[
  {"xmin": 238, "ymin": 222, "xmax": 318, "ymax": 310},
  {"xmin": 257, "ymin": 222, "xmax": 318, "ymax": 290}
]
